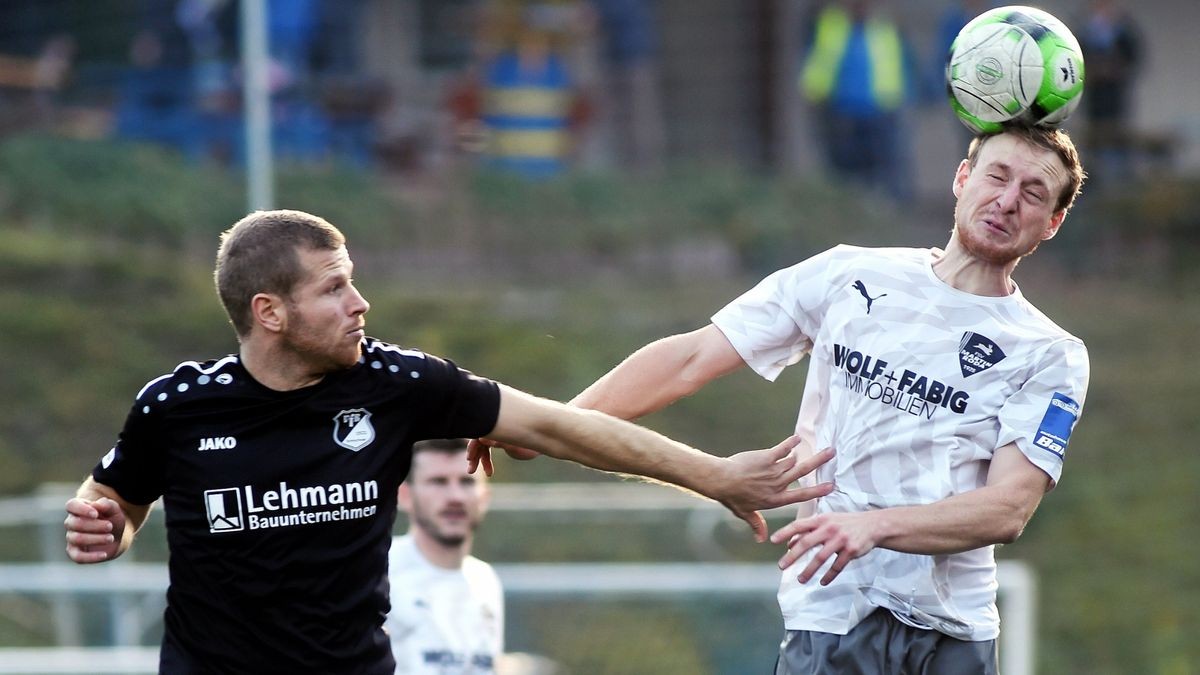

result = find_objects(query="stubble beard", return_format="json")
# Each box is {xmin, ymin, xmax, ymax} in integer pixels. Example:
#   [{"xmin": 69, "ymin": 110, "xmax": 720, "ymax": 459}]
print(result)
[
  {"xmin": 413, "ymin": 509, "xmax": 473, "ymax": 549},
  {"xmin": 286, "ymin": 306, "xmax": 361, "ymax": 372},
  {"xmin": 953, "ymin": 212, "xmax": 1038, "ymax": 267}
]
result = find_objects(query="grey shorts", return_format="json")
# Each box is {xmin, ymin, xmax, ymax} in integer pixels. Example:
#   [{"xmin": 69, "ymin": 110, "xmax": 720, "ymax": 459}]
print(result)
[{"xmin": 775, "ymin": 608, "xmax": 998, "ymax": 675}]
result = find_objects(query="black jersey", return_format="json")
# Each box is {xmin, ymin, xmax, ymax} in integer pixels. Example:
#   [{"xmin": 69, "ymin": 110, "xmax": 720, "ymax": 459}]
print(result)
[{"xmin": 92, "ymin": 337, "xmax": 501, "ymax": 674}]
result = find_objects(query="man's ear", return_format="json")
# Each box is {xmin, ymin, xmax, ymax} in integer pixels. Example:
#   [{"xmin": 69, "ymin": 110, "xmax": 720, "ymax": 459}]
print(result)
[
  {"xmin": 952, "ymin": 159, "xmax": 971, "ymax": 199},
  {"xmin": 1042, "ymin": 209, "xmax": 1067, "ymax": 241},
  {"xmin": 397, "ymin": 483, "xmax": 413, "ymax": 514},
  {"xmin": 251, "ymin": 293, "xmax": 287, "ymax": 334}
]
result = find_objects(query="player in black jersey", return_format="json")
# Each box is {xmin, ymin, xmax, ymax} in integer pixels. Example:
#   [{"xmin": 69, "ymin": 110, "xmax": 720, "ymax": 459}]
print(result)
[{"xmin": 62, "ymin": 209, "xmax": 834, "ymax": 674}]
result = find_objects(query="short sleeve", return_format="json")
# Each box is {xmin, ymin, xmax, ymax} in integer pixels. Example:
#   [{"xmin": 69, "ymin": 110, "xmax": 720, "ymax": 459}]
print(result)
[
  {"xmin": 711, "ymin": 246, "xmax": 845, "ymax": 381},
  {"xmin": 407, "ymin": 354, "xmax": 502, "ymax": 441},
  {"xmin": 996, "ymin": 338, "xmax": 1090, "ymax": 486},
  {"xmin": 92, "ymin": 395, "xmax": 167, "ymax": 506}
]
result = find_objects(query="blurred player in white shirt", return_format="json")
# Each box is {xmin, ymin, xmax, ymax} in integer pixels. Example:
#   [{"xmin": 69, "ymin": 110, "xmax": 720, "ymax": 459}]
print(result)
[{"xmin": 388, "ymin": 439, "xmax": 503, "ymax": 674}]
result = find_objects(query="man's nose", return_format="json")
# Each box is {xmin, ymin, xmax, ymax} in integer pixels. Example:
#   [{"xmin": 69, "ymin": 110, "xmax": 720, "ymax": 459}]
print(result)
[
  {"xmin": 349, "ymin": 285, "xmax": 370, "ymax": 315},
  {"xmin": 995, "ymin": 182, "xmax": 1020, "ymax": 212}
]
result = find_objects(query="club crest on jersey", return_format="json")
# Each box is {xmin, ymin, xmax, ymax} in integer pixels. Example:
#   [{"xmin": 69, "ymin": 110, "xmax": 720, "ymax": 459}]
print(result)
[
  {"xmin": 333, "ymin": 408, "xmax": 376, "ymax": 451},
  {"xmin": 958, "ymin": 332, "xmax": 1006, "ymax": 377}
]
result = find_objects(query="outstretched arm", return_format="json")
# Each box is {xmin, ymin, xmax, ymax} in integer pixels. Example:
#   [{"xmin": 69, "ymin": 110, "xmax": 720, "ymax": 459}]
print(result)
[
  {"xmin": 570, "ymin": 324, "xmax": 747, "ymax": 418},
  {"xmin": 64, "ymin": 476, "xmax": 152, "ymax": 564},
  {"xmin": 469, "ymin": 325, "xmax": 745, "ymax": 474},
  {"xmin": 487, "ymin": 384, "xmax": 834, "ymax": 542},
  {"xmin": 770, "ymin": 442, "xmax": 1050, "ymax": 584}
]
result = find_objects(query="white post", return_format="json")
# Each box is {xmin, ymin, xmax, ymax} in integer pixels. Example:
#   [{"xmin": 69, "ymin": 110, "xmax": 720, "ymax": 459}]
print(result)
[{"xmin": 240, "ymin": 0, "xmax": 274, "ymax": 211}]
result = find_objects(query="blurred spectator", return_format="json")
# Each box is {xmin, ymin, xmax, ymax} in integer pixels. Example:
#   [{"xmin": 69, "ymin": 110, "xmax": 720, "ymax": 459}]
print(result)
[
  {"xmin": 931, "ymin": 1, "xmax": 995, "ymax": 149},
  {"xmin": 589, "ymin": 0, "xmax": 665, "ymax": 173},
  {"xmin": 467, "ymin": 0, "xmax": 592, "ymax": 178},
  {"xmin": 0, "ymin": 4, "xmax": 74, "ymax": 133},
  {"xmin": 800, "ymin": 0, "xmax": 918, "ymax": 202},
  {"xmin": 1076, "ymin": 0, "xmax": 1142, "ymax": 185},
  {"xmin": 312, "ymin": 0, "xmax": 385, "ymax": 168},
  {"xmin": 115, "ymin": 0, "xmax": 384, "ymax": 168},
  {"xmin": 114, "ymin": 1, "xmax": 206, "ymax": 157}
]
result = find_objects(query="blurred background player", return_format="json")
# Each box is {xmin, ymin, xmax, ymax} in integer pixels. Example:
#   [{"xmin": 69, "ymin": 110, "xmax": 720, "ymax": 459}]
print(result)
[
  {"xmin": 387, "ymin": 439, "xmax": 504, "ymax": 674},
  {"xmin": 800, "ymin": 0, "xmax": 918, "ymax": 202}
]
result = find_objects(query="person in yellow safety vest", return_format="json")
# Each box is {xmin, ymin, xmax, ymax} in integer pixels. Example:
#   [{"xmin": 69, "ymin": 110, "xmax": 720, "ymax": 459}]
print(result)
[{"xmin": 800, "ymin": 0, "xmax": 917, "ymax": 202}]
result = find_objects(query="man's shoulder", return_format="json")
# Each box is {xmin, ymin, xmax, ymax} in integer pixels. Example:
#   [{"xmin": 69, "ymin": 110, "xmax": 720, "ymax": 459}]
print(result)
[
  {"xmin": 132, "ymin": 355, "xmax": 242, "ymax": 407},
  {"xmin": 777, "ymin": 245, "xmax": 928, "ymax": 284},
  {"xmin": 797, "ymin": 244, "xmax": 928, "ymax": 269},
  {"xmin": 1009, "ymin": 292, "xmax": 1087, "ymax": 349},
  {"xmin": 361, "ymin": 338, "xmax": 431, "ymax": 366},
  {"xmin": 357, "ymin": 338, "xmax": 463, "ymax": 381},
  {"xmin": 463, "ymin": 555, "xmax": 504, "ymax": 595}
]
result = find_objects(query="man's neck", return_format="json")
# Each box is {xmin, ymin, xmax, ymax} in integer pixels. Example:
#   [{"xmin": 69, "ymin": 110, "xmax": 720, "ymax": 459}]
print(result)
[
  {"xmin": 412, "ymin": 529, "xmax": 469, "ymax": 570},
  {"xmin": 239, "ymin": 338, "xmax": 326, "ymax": 391},
  {"xmin": 931, "ymin": 240, "xmax": 1018, "ymax": 297}
]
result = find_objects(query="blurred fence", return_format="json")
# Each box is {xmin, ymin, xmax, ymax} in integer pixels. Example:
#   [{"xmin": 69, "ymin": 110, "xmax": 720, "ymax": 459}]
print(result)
[{"xmin": 0, "ymin": 484, "xmax": 1035, "ymax": 675}]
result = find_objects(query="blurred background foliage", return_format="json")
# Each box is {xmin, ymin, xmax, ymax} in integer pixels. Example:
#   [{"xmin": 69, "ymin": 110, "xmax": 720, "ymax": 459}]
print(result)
[{"xmin": 1, "ymin": 136, "xmax": 1198, "ymax": 673}]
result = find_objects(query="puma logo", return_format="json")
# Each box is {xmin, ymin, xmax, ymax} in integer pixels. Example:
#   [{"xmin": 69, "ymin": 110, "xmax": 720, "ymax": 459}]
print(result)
[{"xmin": 852, "ymin": 280, "xmax": 887, "ymax": 314}]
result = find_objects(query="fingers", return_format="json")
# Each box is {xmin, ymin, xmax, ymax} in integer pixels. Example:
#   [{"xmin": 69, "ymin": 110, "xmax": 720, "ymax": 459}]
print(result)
[
  {"xmin": 768, "ymin": 481, "xmax": 835, "ymax": 509},
  {"xmin": 767, "ymin": 445, "xmax": 833, "ymax": 490},
  {"xmin": 768, "ymin": 435, "xmax": 802, "ymax": 460},
  {"xmin": 821, "ymin": 556, "xmax": 852, "ymax": 586},
  {"xmin": 64, "ymin": 498, "xmax": 99, "ymax": 520},
  {"xmin": 769, "ymin": 517, "xmax": 814, "ymax": 545},
  {"xmin": 465, "ymin": 439, "xmax": 494, "ymax": 476},
  {"xmin": 64, "ymin": 499, "xmax": 117, "ymax": 564},
  {"xmin": 793, "ymin": 447, "xmax": 835, "ymax": 476},
  {"xmin": 736, "ymin": 510, "xmax": 769, "ymax": 543},
  {"xmin": 797, "ymin": 543, "xmax": 834, "ymax": 583},
  {"xmin": 65, "ymin": 529, "xmax": 115, "ymax": 563}
]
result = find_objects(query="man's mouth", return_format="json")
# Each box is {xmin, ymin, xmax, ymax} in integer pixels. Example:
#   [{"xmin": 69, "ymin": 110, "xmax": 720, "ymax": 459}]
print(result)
[{"xmin": 981, "ymin": 217, "xmax": 1009, "ymax": 236}]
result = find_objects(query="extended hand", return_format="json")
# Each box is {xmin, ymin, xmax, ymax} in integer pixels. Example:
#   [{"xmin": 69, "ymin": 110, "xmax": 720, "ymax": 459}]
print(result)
[
  {"xmin": 467, "ymin": 438, "xmax": 541, "ymax": 476},
  {"xmin": 64, "ymin": 497, "xmax": 126, "ymax": 564},
  {"xmin": 770, "ymin": 511, "xmax": 879, "ymax": 585},
  {"xmin": 717, "ymin": 437, "xmax": 835, "ymax": 543}
]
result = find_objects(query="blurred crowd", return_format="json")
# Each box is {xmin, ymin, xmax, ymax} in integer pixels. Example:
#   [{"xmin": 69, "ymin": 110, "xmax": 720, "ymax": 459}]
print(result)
[{"xmin": 0, "ymin": 0, "xmax": 1148, "ymax": 192}]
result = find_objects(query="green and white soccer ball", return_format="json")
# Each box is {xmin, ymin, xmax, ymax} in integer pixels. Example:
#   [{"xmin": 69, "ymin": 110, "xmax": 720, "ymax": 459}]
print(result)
[{"xmin": 946, "ymin": 5, "xmax": 1085, "ymax": 133}]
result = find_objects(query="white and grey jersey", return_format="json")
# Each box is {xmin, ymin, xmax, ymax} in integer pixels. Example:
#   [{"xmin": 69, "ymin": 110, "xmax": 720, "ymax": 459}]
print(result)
[
  {"xmin": 387, "ymin": 535, "xmax": 504, "ymax": 674},
  {"xmin": 711, "ymin": 245, "xmax": 1089, "ymax": 641}
]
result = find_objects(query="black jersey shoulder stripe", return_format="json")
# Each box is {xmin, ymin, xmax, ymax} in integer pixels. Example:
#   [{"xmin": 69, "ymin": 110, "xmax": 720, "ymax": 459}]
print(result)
[{"xmin": 134, "ymin": 355, "xmax": 239, "ymax": 401}]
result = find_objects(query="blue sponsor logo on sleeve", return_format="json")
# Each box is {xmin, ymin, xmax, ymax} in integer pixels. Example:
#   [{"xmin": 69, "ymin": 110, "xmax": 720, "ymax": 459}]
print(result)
[{"xmin": 1032, "ymin": 393, "xmax": 1080, "ymax": 458}]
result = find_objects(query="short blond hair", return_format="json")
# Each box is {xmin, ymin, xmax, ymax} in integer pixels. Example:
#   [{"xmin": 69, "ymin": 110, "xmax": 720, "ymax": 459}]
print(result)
[
  {"xmin": 967, "ymin": 125, "xmax": 1086, "ymax": 214},
  {"xmin": 214, "ymin": 210, "xmax": 345, "ymax": 336}
]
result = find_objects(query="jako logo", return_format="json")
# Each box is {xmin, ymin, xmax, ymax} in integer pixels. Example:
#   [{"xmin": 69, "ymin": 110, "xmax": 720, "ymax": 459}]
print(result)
[{"xmin": 197, "ymin": 436, "xmax": 237, "ymax": 451}]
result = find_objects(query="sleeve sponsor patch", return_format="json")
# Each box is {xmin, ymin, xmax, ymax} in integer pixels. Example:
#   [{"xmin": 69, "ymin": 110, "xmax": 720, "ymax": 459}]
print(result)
[{"xmin": 1032, "ymin": 393, "xmax": 1080, "ymax": 458}]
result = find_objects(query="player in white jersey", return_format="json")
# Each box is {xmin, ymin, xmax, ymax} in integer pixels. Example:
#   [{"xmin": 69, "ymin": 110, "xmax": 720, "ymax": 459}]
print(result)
[
  {"xmin": 388, "ymin": 440, "xmax": 504, "ymax": 674},
  {"xmin": 474, "ymin": 125, "xmax": 1090, "ymax": 673}
]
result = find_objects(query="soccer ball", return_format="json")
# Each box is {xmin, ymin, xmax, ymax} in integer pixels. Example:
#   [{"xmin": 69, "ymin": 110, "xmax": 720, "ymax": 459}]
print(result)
[{"xmin": 946, "ymin": 5, "xmax": 1085, "ymax": 134}]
